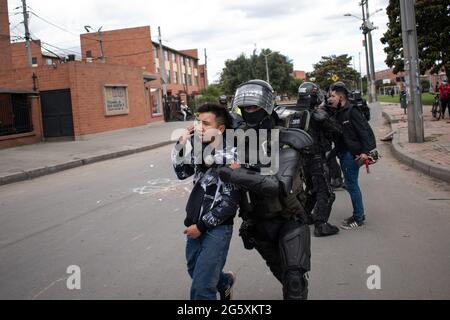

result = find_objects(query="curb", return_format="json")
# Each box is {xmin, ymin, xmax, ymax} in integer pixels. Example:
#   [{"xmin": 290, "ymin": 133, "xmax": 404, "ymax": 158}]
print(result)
[
  {"xmin": 0, "ymin": 140, "xmax": 174, "ymax": 187},
  {"xmin": 382, "ymin": 111, "xmax": 450, "ymax": 183}
]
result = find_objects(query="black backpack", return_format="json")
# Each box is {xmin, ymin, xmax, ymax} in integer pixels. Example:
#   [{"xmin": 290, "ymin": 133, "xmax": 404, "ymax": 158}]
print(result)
[
  {"xmin": 349, "ymin": 98, "xmax": 371, "ymax": 121},
  {"xmin": 343, "ymin": 104, "xmax": 376, "ymax": 153}
]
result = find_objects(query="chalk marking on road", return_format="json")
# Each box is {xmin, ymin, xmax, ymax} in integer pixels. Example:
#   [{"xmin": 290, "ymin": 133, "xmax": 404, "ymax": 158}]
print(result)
[
  {"xmin": 131, "ymin": 234, "xmax": 145, "ymax": 242},
  {"xmin": 132, "ymin": 178, "xmax": 192, "ymax": 196},
  {"xmin": 31, "ymin": 277, "xmax": 68, "ymax": 300}
]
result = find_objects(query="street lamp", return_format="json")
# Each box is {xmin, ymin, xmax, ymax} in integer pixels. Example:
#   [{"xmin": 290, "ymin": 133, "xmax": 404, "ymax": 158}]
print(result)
[
  {"xmin": 344, "ymin": 8, "xmax": 380, "ymax": 102},
  {"xmin": 262, "ymin": 51, "xmax": 275, "ymax": 84}
]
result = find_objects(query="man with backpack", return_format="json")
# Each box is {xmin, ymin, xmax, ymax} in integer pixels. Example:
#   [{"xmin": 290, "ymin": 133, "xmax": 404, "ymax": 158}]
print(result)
[{"xmin": 328, "ymin": 84, "xmax": 376, "ymax": 230}]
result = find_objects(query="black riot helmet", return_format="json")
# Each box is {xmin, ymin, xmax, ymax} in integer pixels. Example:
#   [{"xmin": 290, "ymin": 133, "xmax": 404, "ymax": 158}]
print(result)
[
  {"xmin": 331, "ymin": 81, "xmax": 349, "ymax": 98},
  {"xmin": 232, "ymin": 79, "xmax": 275, "ymax": 127},
  {"xmin": 218, "ymin": 95, "xmax": 228, "ymax": 105},
  {"xmin": 297, "ymin": 82, "xmax": 324, "ymax": 109}
]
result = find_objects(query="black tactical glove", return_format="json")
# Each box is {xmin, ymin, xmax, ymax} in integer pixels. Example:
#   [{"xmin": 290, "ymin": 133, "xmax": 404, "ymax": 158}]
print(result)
[{"xmin": 217, "ymin": 167, "xmax": 233, "ymax": 183}]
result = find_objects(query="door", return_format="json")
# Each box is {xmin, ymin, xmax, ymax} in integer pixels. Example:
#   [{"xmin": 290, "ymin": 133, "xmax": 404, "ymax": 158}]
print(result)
[{"xmin": 40, "ymin": 89, "xmax": 74, "ymax": 138}]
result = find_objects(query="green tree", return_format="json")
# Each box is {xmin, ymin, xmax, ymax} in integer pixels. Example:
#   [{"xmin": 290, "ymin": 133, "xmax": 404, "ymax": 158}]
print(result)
[
  {"xmin": 380, "ymin": 0, "xmax": 450, "ymax": 78},
  {"xmin": 287, "ymin": 78, "xmax": 304, "ymax": 99},
  {"xmin": 308, "ymin": 55, "xmax": 361, "ymax": 91},
  {"xmin": 193, "ymin": 84, "xmax": 224, "ymax": 110},
  {"xmin": 219, "ymin": 49, "xmax": 294, "ymax": 96}
]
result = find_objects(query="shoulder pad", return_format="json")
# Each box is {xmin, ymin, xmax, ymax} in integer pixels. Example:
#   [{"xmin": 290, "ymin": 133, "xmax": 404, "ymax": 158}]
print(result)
[{"xmin": 279, "ymin": 128, "xmax": 313, "ymax": 151}]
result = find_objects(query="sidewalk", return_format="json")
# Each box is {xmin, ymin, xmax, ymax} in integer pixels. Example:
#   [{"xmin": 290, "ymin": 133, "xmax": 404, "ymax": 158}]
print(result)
[
  {"xmin": 0, "ymin": 121, "xmax": 185, "ymax": 186},
  {"xmin": 381, "ymin": 102, "xmax": 450, "ymax": 183}
]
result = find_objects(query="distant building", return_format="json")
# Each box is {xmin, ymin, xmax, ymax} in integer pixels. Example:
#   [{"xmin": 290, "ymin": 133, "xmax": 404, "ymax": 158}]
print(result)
[
  {"xmin": 292, "ymin": 70, "xmax": 306, "ymax": 81},
  {"xmin": 375, "ymin": 68, "xmax": 447, "ymax": 93},
  {"xmin": 0, "ymin": 0, "xmax": 207, "ymax": 148}
]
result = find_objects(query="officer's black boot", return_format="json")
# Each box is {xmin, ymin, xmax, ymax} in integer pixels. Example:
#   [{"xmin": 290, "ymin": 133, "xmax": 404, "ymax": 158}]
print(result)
[{"xmin": 314, "ymin": 222, "xmax": 339, "ymax": 237}]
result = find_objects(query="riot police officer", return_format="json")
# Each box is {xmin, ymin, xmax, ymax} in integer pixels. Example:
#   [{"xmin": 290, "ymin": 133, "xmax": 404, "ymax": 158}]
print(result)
[
  {"xmin": 219, "ymin": 95, "xmax": 228, "ymax": 108},
  {"xmin": 218, "ymin": 79, "xmax": 313, "ymax": 300},
  {"xmin": 295, "ymin": 82, "xmax": 341, "ymax": 237}
]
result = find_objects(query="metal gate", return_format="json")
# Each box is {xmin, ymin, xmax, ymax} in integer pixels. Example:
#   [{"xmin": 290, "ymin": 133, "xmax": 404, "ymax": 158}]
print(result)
[{"xmin": 40, "ymin": 89, "xmax": 74, "ymax": 138}]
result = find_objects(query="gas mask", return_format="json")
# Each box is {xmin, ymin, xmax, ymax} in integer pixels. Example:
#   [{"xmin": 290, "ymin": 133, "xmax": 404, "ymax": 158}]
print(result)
[{"xmin": 242, "ymin": 108, "xmax": 269, "ymax": 128}]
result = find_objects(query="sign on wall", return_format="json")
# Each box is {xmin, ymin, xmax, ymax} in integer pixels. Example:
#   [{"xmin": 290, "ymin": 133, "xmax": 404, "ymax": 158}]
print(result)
[{"xmin": 104, "ymin": 85, "xmax": 129, "ymax": 116}]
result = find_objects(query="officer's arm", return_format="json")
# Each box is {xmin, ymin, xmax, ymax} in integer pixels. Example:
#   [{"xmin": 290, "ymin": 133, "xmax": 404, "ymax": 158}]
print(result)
[
  {"xmin": 276, "ymin": 148, "xmax": 302, "ymax": 196},
  {"xmin": 218, "ymin": 167, "xmax": 280, "ymax": 197}
]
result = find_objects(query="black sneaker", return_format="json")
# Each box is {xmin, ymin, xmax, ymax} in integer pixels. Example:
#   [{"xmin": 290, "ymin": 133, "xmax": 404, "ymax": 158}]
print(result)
[
  {"xmin": 341, "ymin": 217, "xmax": 364, "ymax": 230},
  {"xmin": 330, "ymin": 178, "xmax": 344, "ymax": 189},
  {"xmin": 219, "ymin": 272, "xmax": 236, "ymax": 300},
  {"xmin": 314, "ymin": 222, "xmax": 339, "ymax": 237}
]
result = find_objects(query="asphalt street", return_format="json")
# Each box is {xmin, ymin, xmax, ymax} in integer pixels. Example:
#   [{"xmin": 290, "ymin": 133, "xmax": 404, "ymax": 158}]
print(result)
[{"xmin": 0, "ymin": 108, "xmax": 449, "ymax": 300}]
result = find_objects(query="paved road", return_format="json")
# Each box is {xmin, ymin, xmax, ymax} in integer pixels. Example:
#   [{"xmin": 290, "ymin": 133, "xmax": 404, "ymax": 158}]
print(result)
[{"xmin": 1, "ymin": 108, "xmax": 449, "ymax": 300}]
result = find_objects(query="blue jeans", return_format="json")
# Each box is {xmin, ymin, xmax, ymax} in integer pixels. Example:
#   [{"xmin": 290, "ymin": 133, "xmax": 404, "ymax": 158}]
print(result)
[
  {"xmin": 185, "ymin": 224, "xmax": 233, "ymax": 300},
  {"xmin": 338, "ymin": 151, "xmax": 365, "ymax": 222}
]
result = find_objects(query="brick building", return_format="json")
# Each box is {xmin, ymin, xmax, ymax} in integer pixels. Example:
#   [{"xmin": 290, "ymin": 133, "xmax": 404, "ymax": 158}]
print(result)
[
  {"xmin": 376, "ymin": 68, "xmax": 447, "ymax": 94},
  {"xmin": 10, "ymin": 40, "xmax": 63, "ymax": 69},
  {"xmin": 80, "ymin": 26, "xmax": 207, "ymax": 99},
  {"xmin": 292, "ymin": 70, "xmax": 306, "ymax": 81},
  {"xmin": 0, "ymin": 0, "xmax": 207, "ymax": 149}
]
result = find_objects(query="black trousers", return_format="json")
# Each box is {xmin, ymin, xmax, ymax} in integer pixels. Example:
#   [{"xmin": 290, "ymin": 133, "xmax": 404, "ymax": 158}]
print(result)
[{"xmin": 303, "ymin": 154, "xmax": 335, "ymax": 224}]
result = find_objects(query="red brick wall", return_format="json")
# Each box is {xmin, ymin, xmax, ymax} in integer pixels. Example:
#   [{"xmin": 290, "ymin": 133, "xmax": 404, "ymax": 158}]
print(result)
[
  {"xmin": 0, "ymin": 64, "xmax": 71, "ymax": 91},
  {"xmin": 0, "ymin": 61, "xmax": 162, "ymax": 140},
  {"xmin": 68, "ymin": 62, "xmax": 153, "ymax": 136},
  {"xmin": 179, "ymin": 49, "xmax": 198, "ymax": 59},
  {"xmin": 10, "ymin": 41, "xmax": 45, "ymax": 69},
  {"xmin": 0, "ymin": 0, "xmax": 12, "ymax": 72},
  {"xmin": 293, "ymin": 70, "xmax": 306, "ymax": 80},
  {"xmin": 80, "ymin": 26, "xmax": 155, "ymax": 73}
]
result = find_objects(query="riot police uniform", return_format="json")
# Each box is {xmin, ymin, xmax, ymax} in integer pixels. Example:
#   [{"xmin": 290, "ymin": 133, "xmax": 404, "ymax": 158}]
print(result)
[
  {"xmin": 292, "ymin": 82, "xmax": 341, "ymax": 237},
  {"xmin": 218, "ymin": 80, "xmax": 313, "ymax": 300}
]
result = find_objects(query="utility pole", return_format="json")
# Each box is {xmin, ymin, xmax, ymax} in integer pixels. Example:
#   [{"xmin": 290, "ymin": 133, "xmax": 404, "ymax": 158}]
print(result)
[
  {"xmin": 262, "ymin": 51, "xmax": 274, "ymax": 84},
  {"xmin": 158, "ymin": 26, "xmax": 167, "ymax": 98},
  {"xmin": 98, "ymin": 27, "xmax": 105, "ymax": 63},
  {"xmin": 359, "ymin": 52, "xmax": 363, "ymax": 93},
  {"xmin": 361, "ymin": 2, "xmax": 372, "ymax": 102},
  {"xmin": 21, "ymin": 0, "xmax": 32, "ymax": 67},
  {"xmin": 158, "ymin": 26, "xmax": 169, "ymax": 121},
  {"xmin": 366, "ymin": 0, "xmax": 377, "ymax": 102},
  {"xmin": 204, "ymin": 48, "xmax": 208, "ymax": 86},
  {"xmin": 265, "ymin": 54, "xmax": 270, "ymax": 84},
  {"xmin": 400, "ymin": 0, "xmax": 424, "ymax": 143}
]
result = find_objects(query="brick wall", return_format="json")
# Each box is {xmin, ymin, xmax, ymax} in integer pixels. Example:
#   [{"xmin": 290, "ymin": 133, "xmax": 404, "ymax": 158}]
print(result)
[
  {"xmin": 0, "ymin": 0, "xmax": 12, "ymax": 72},
  {"xmin": 80, "ymin": 26, "xmax": 155, "ymax": 73},
  {"xmin": 293, "ymin": 70, "xmax": 306, "ymax": 80},
  {"xmin": 10, "ymin": 41, "xmax": 45, "ymax": 69},
  {"xmin": 0, "ymin": 61, "xmax": 162, "ymax": 140},
  {"xmin": 68, "ymin": 62, "xmax": 154, "ymax": 136}
]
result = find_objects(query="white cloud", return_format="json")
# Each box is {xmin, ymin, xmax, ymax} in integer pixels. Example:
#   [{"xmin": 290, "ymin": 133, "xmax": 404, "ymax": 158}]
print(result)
[{"xmin": 7, "ymin": 0, "xmax": 391, "ymax": 82}]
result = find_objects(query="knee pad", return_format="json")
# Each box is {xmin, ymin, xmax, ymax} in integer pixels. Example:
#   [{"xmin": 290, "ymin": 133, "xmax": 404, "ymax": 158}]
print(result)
[
  {"xmin": 278, "ymin": 222, "xmax": 310, "ymax": 300},
  {"xmin": 279, "ymin": 222, "xmax": 311, "ymax": 273},
  {"xmin": 283, "ymin": 270, "xmax": 308, "ymax": 300}
]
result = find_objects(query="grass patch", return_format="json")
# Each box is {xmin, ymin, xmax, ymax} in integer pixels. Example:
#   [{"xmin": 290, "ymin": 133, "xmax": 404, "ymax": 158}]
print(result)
[{"xmin": 364, "ymin": 93, "xmax": 437, "ymax": 105}]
